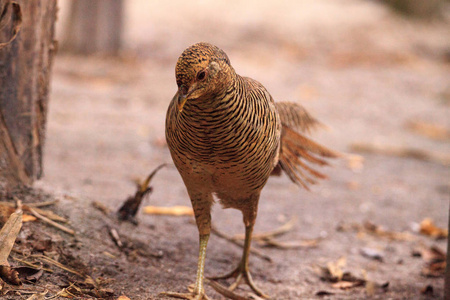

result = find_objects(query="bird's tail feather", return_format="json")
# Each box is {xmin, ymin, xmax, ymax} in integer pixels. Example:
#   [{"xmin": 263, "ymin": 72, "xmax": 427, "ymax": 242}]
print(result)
[{"xmin": 275, "ymin": 125, "xmax": 340, "ymax": 190}]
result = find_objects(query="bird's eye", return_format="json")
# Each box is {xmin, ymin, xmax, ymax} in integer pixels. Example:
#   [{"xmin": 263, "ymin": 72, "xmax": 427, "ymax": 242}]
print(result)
[{"xmin": 197, "ymin": 70, "xmax": 206, "ymax": 81}]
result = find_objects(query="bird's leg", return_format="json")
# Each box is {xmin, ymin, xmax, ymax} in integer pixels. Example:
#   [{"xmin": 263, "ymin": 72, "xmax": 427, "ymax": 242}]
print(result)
[
  {"xmin": 161, "ymin": 191, "xmax": 213, "ymax": 300},
  {"xmin": 209, "ymin": 205, "xmax": 270, "ymax": 299}
]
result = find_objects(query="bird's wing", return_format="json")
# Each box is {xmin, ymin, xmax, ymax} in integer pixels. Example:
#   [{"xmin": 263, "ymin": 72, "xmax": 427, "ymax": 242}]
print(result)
[{"xmin": 275, "ymin": 101, "xmax": 321, "ymax": 134}]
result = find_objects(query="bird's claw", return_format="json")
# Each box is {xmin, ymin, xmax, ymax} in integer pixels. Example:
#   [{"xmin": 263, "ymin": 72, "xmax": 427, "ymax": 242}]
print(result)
[
  {"xmin": 159, "ymin": 291, "xmax": 211, "ymax": 300},
  {"xmin": 208, "ymin": 266, "xmax": 270, "ymax": 299}
]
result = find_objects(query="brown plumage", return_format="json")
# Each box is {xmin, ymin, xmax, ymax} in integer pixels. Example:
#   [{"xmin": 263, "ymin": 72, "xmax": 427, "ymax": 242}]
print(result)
[{"xmin": 164, "ymin": 42, "xmax": 338, "ymax": 300}]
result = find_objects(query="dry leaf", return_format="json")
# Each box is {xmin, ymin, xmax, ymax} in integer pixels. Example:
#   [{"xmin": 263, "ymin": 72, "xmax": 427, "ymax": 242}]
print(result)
[
  {"xmin": 0, "ymin": 210, "xmax": 23, "ymax": 265},
  {"xmin": 26, "ymin": 291, "xmax": 47, "ymax": 300},
  {"xmin": 117, "ymin": 164, "xmax": 167, "ymax": 223},
  {"xmin": 14, "ymin": 265, "xmax": 44, "ymax": 283},
  {"xmin": 143, "ymin": 205, "xmax": 194, "ymax": 216},
  {"xmin": 117, "ymin": 296, "xmax": 131, "ymax": 300},
  {"xmin": 22, "ymin": 214, "xmax": 37, "ymax": 222},
  {"xmin": 318, "ymin": 257, "xmax": 347, "ymax": 282},
  {"xmin": 413, "ymin": 245, "xmax": 446, "ymax": 277},
  {"xmin": 419, "ymin": 218, "xmax": 448, "ymax": 239}
]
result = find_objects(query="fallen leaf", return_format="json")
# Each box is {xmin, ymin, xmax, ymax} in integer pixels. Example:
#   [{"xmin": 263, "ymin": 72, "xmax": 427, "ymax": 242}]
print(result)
[
  {"xmin": 26, "ymin": 291, "xmax": 48, "ymax": 300},
  {"xmin": 318, "ymin": 257, "xmax": 347, "ymax": 282},
  {"xmin": 419, "ymin": 218, "xmax": 448, "ymax": 239},
  {"xmin": 22, "ymin": 214, "xmax": 37, "ymax": 222},
  {"xmin": 14, "ymin": 265, "xmax": 44, "ymax": 283},
  {"xmin": 143, "ymin": 205, "xmax": 194, "ymax": 216},
  {"xmin": 117, "ymin": 296, "xmax": 131, "ymax": 300},
  {"xmin": 117, "ymin": 164, "xmax": 167, "ymax": 223},
  {"xmin": 0, "ymin": 209, "xmax": 23, "ymax": 265},
  {"xmin": 413, "ymin": 245, "xmax": 446, "ymax": 277}
]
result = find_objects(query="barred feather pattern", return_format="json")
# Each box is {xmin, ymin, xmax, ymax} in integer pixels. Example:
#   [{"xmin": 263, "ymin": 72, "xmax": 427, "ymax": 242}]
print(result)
[
  {"xmin": 166, "ymin": 43, "xmax": 337, "ymax": 216},
  {"xmin": 166, "ymin": 72, "xmax": 281, "ymax": 209}
]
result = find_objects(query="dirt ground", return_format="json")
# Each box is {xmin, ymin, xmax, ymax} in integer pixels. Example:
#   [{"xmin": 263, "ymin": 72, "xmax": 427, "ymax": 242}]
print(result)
[{"xmin": 3, "ymin": 0, "xmax": 450, "ymax": 299}]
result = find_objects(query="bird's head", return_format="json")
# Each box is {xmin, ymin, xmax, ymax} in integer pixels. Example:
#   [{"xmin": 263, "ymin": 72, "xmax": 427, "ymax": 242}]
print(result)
[{"xmin": 174, "ymin": 42, "xmax": 234, "ymax": 112}]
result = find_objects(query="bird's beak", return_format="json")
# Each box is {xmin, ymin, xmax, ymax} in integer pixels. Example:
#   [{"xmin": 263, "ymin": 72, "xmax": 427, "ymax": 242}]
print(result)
[{"xmin": 176, "ymin": 91, "xmax": 188, "ymax": 113}]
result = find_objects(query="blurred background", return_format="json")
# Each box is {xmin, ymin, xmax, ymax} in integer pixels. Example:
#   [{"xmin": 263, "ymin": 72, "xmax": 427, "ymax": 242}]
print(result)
[{"xmin": 33, "ymin": 0, "xmax": 450, "ymax": 298}]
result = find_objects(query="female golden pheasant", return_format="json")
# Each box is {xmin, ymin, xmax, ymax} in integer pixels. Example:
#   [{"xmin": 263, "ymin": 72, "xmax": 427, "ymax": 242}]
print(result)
[{"xmin": 164, "ymin": 42, "xmax": 337, "ymax": 299}]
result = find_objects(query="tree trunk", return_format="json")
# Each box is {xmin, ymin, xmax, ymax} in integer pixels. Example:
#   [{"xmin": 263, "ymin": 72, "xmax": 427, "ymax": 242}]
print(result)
[
  {"xmin": 0, "ymin": 0, "xmax": 57, "ymax": 190},
  {"xmin": 61, "ymin": 0, "xmax": 123, "ymax": 55},
  {"xmin": 445, "ymin": 204, "xmax": 450, "ymax": 300}
]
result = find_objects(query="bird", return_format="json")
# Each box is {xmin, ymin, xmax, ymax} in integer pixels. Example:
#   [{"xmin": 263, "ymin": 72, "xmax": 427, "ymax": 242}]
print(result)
[{"xmin": 164, "ymin": 42, "xmax": 338, "ymax": 299}]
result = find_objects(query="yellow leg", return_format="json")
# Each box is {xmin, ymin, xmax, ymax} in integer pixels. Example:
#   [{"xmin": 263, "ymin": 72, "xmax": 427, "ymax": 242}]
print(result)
[
  {"xmin": 210, "ymin": 224, "xmax": 269, "ymax": 298},
  {"xmin": 160, "ymin": 234, "xmax": 211, "ymax": 300}
]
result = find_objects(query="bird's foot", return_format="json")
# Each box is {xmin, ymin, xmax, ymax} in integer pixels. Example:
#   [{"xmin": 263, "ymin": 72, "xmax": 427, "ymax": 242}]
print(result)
[
  {"xmin": 160, "ymin": 285, "xmax": 211, "ymax": 300},
  {"xmin": 208, "ymin": 265, "xmax": 270, "ymax": 299}
]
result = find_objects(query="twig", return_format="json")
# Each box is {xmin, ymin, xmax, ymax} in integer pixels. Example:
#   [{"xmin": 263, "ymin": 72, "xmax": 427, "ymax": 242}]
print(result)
[
  {"xmin": 28, "ymin": 207, "xmax": 75, "ymax": 236},
  {"xmin": 11, "ymin": 257, "xmax": 53, "ymax": 273},
  {"xmin": 29, "ymin": 254, "xmax": 85, "ymax": 278},
  {"xmin": 210, "ymin": 225, "xmax": 272, "ymax": 263},
  {"xmin": 0, "ymin": 201, "xmax": 67, "ymax": 222}
]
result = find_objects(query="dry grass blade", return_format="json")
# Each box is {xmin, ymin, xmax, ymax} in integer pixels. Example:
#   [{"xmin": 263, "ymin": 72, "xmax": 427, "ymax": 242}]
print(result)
[
  {"xmin": 11, "ymin": 257, "xmax": 53, "ymax": 273},
  {"xmin": 30, "ymin": 254, "xmax": 85, "ymax": 278},
  {"xmin": 0, "ymin": 201, "xmax": 67, "ymax": 223},
  {"xmin": 0, "ymin": 209, "xmax": 23, "ymax": 266},
  {"xmin": 28, "ymin": 207, "xmax": 75, "ymax": 235}
]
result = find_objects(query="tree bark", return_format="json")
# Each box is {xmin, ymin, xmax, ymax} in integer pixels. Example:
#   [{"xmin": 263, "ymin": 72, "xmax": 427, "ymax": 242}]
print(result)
[
  {"xmin": 0, "ymin": 0, "xmax": 57, "ymax": 190},
  {"xmin": 61, "ymin": 0, "xmax": 123, "ymax": 55},
  {"xmin": 445, "ymin": 204, "xmax": 450, "ymax": 300}
]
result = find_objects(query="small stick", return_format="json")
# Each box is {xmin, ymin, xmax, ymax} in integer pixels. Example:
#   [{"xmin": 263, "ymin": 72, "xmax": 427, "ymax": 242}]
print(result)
[
  {"xmin": 28, "ymin": 207, "xmax": 75, "ymax": 236},
  {"xmin": 11, "ymin": 257, "xmax": 53, "ymax": 273},
  {"xmin": 30, "ymin": 254, "xmax": 85, "ymax": 278}
]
